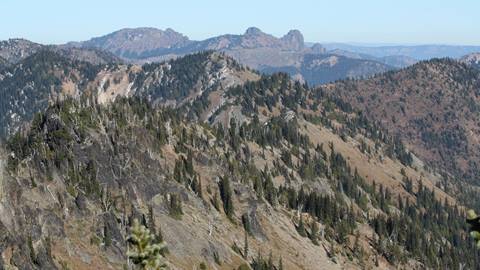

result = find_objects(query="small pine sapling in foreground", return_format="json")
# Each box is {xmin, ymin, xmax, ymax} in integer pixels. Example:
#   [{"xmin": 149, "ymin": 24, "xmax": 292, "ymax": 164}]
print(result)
[
  {"xmin": 297, "ymin": 215, "xmax": 307, "ymax": 237},
  {"xmin": 243, "ymin": 229, "xmax": 249, "ymax": 259},
  {"xmin": 218, "ymin": 176, "xmax": 235, "ymax": 219},
  {"xmin": 127, "ymin": 219, "xmax": 168, "ymax": 270},
  {"xmin": 467, "ymin": 209, "xmax": 480, "ymax": 248}
]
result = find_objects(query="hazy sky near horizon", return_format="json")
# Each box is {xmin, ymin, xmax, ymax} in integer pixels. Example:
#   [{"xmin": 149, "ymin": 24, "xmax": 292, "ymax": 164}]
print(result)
[{"xmin": 1, "ymin": 0, "xmax": 479, "ymax": 45}]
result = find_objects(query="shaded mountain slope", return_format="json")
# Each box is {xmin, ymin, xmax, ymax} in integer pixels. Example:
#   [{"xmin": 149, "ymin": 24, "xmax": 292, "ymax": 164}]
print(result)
[
  {"xmin": 0, "ymin": 52, "xmax": 478, "ymax": 270},
  {"xmin": 0, "ymin": 50, "xmax": 103, "ymax": 137},
  {"xmin": 0, "ymin": 83, "xmax": 471, "ymax": 270},
  {"xmin": 0, "ymin": 50, "xmax": 257, "ymax": 138},
  {"xmin": 0, "ymin": 38, "xmax": 122, "ymax": 65},
  {"xmin": 323, "ymin": 58, "xmax": 480, "ymax": 183}
]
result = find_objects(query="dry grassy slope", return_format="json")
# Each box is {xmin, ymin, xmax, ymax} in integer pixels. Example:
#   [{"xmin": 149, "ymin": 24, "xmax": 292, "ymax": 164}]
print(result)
[
  {"xmin": 210, "ymin": 82, "xmax": 455, "ymax": 208},
  {"xmin": 323, "ymin": 59, "xmax": 480, "ymax": 182},
  {"xmin": 206, "ymin": 104, "xmax": 457, "ymax": 269},
  {"xmin": 160, "ymin": 131, "xmax": 340, "ymax": 270},
  {"xmin": 0, "ymin": 123, "xmax": 454, "ymax": 269},
  {"xmin": 0, "ymin": 106, "xmax": 430, "ymax": 270},
  {"xmin": 201, "ymin": 69, "xmax": 260, "ymax": 121},
  {"xmin": 154, "ymin": 123, "xmax": 412, "ymax": 270},
  {"xmin": 88, "ymin": 53, "xmax": 260, "ymax": 110},
  {"xmin": 94, "ymin": 66, "xmax": 136, "ymax": 104},
  {"xmin": 299, "ymin": 119, "xmax": 456, "ymax": 206},
  {"xmin": 195, "ymin": 146, "xmax": 337, "ymax": 270},
  {"xmin": 0, "ymin": 133, "xmax": 342, "ymax": 270},
  {"xmin": 1, "ymin": 53, "xmax": 469, "ymax": 270}
]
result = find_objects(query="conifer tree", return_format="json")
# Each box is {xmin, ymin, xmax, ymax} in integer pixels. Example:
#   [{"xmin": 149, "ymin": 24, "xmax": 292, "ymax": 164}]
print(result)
[
  {"xmin": 219, "ymin": 176, "xmax": 235, "ymax": 219},
  {"xmin": 310, "ymin": 220, "xmax": 319, "ymax": 245},
  {"xmin": 127, "ymin": 219, "xmax": 167, "ymax": 270},
  {"xmin": 467, "ymin": 209, "xmax": 480, "ymax": 248},
  {"xmin": 104, "ymin": 222, "xmax": 112, "ymax": 247},
  {"xmin": 168, "ymin": 194, "xmax": 183, "ymax": 220},
  {"xmin": 297, "ymin": 215, "xmax": 307, "ymax": 237},
  {"xmin": 244, "ymin": 229, "xmax": 249, "ymax": 259},
  {"xmin": 213, "ymin": 191, "xmax": 221, "ymax": 212}
]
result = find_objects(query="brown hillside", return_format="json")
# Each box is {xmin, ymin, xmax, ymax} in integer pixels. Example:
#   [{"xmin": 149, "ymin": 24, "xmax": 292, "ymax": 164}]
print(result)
[{"xmin": 323, "ymin": 59, "xmax": 480, "ymax": 183}]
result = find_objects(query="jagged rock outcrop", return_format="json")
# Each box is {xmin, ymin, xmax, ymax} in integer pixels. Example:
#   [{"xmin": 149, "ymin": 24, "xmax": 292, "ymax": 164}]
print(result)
[
  {"xmin": 461, "ymin": 52, "xmax": 480, "ymax": 69},
  {"xmin": 280, "ymin": 30, "xmax": 304, "ymax": 51},
  {"xmin": 66, "ymin": 27, "xmax": 396, "ymax": 85},
  {"xmin": 69, "ymin": 27, "xmax": 191, "ymax": 59}
]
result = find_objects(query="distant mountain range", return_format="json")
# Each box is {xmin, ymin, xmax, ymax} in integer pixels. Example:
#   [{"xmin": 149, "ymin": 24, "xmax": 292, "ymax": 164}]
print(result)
[
  {"xmin": 327, "ymin": 49, "xmax": 418, "ymax": 68},
  {"xmin": 261, "ymin": 53, "xmax": 392, "ymax": 85},
  {"xmin": 66, "ymin": 27, "xmax": 399, "ymax": 85},
  {"xmin": 67, "ymin": 27, "xmax": 318, "ymax": 61},
  {"xmin": 0, "ymin": 38, "xmax": 121, "ymax": 66},
  {"xmin": 323, "ymin": 43, "xmax": 480, "ymax": 60},
  {"xmin": 2, "ymin": 27, "xmax": 479, "ymax": 86}
]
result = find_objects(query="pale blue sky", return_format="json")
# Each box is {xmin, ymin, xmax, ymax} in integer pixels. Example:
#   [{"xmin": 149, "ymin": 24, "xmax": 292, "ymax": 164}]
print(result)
[{"xmin": 1, "ymin": 0, "xmax": 478, "ymax": 45}]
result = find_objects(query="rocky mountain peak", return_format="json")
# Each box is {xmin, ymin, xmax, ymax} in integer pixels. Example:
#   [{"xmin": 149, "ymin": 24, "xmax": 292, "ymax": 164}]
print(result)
[
  {"xmin": 73, "ymin": 27, "xmax": 191, "ymax": 59},
  {"xmin": 59, "ymin": 27, "xmax": 404, "ymax": 85},
  {"xmin": 240, "ymin": 27, "xmax": 279, "ymax": 49},
  {"xmin": 281, "ymin": 29, "xmax": 305, "ymax": 51},
  {"xmin": 111, "ymin": 27, "xmax": 189, "ymax": 44},
  {"xmin": 244, "ymin": 26, "xmax": 264, "ymax": 36},
  {"xmin": 310, "ymin": 43, "xmax": 326, "ymax": 54},
  {"xmin": 460, "ymin": 52, "xmax": 480, "ymax": 68},
  {"xmin": 0, "ymin": 38, "xmax": 42, "ymax": 63}
]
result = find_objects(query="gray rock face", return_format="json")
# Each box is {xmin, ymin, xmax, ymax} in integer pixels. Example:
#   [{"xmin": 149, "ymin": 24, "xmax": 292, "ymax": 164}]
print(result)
[
  {"xmin": 245, "ymin": 204, "xmax": 268, "ymax": 241},
  {"xmin": 281, "ymin": 30, "xmax": 304, "ymax": 51},
  {"xmin": 103, "ymin": 212, "xmax": 125, "ymax": 248},
  {"xmin": 64, "ymin": 27, "xmax": 400, "ymax": 85},
  {"xmin": 240, "ymin": 27, "xmax": 281, "ymax": 49},
  {"xmin": 310, "ymin": 43, "xmax": 326, "ymax": 54},
  {"xmin": 244, "ymin": 27, "xmax": 263, "ymax": 36},
  {"xmin": 460, "ymin": 52, "xmax": 480, "ymax": 69},
  {"xmin": 0, "ymin": 221, "xmax": 11, "ymax": 252},
  {"xmin": 71, "ymin": 27, "xmax": 191, "ymax": 59},
  {"xmin": 0, "ymin": 39, "xmax": 42, "ymax": 64},
  {"xmin": 69, "ymin": 27, "xmax": 310, "ymax": 56},
  {"xmin": 32, "ymin": 243, "xmax": 57, "ymax": 269}
]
